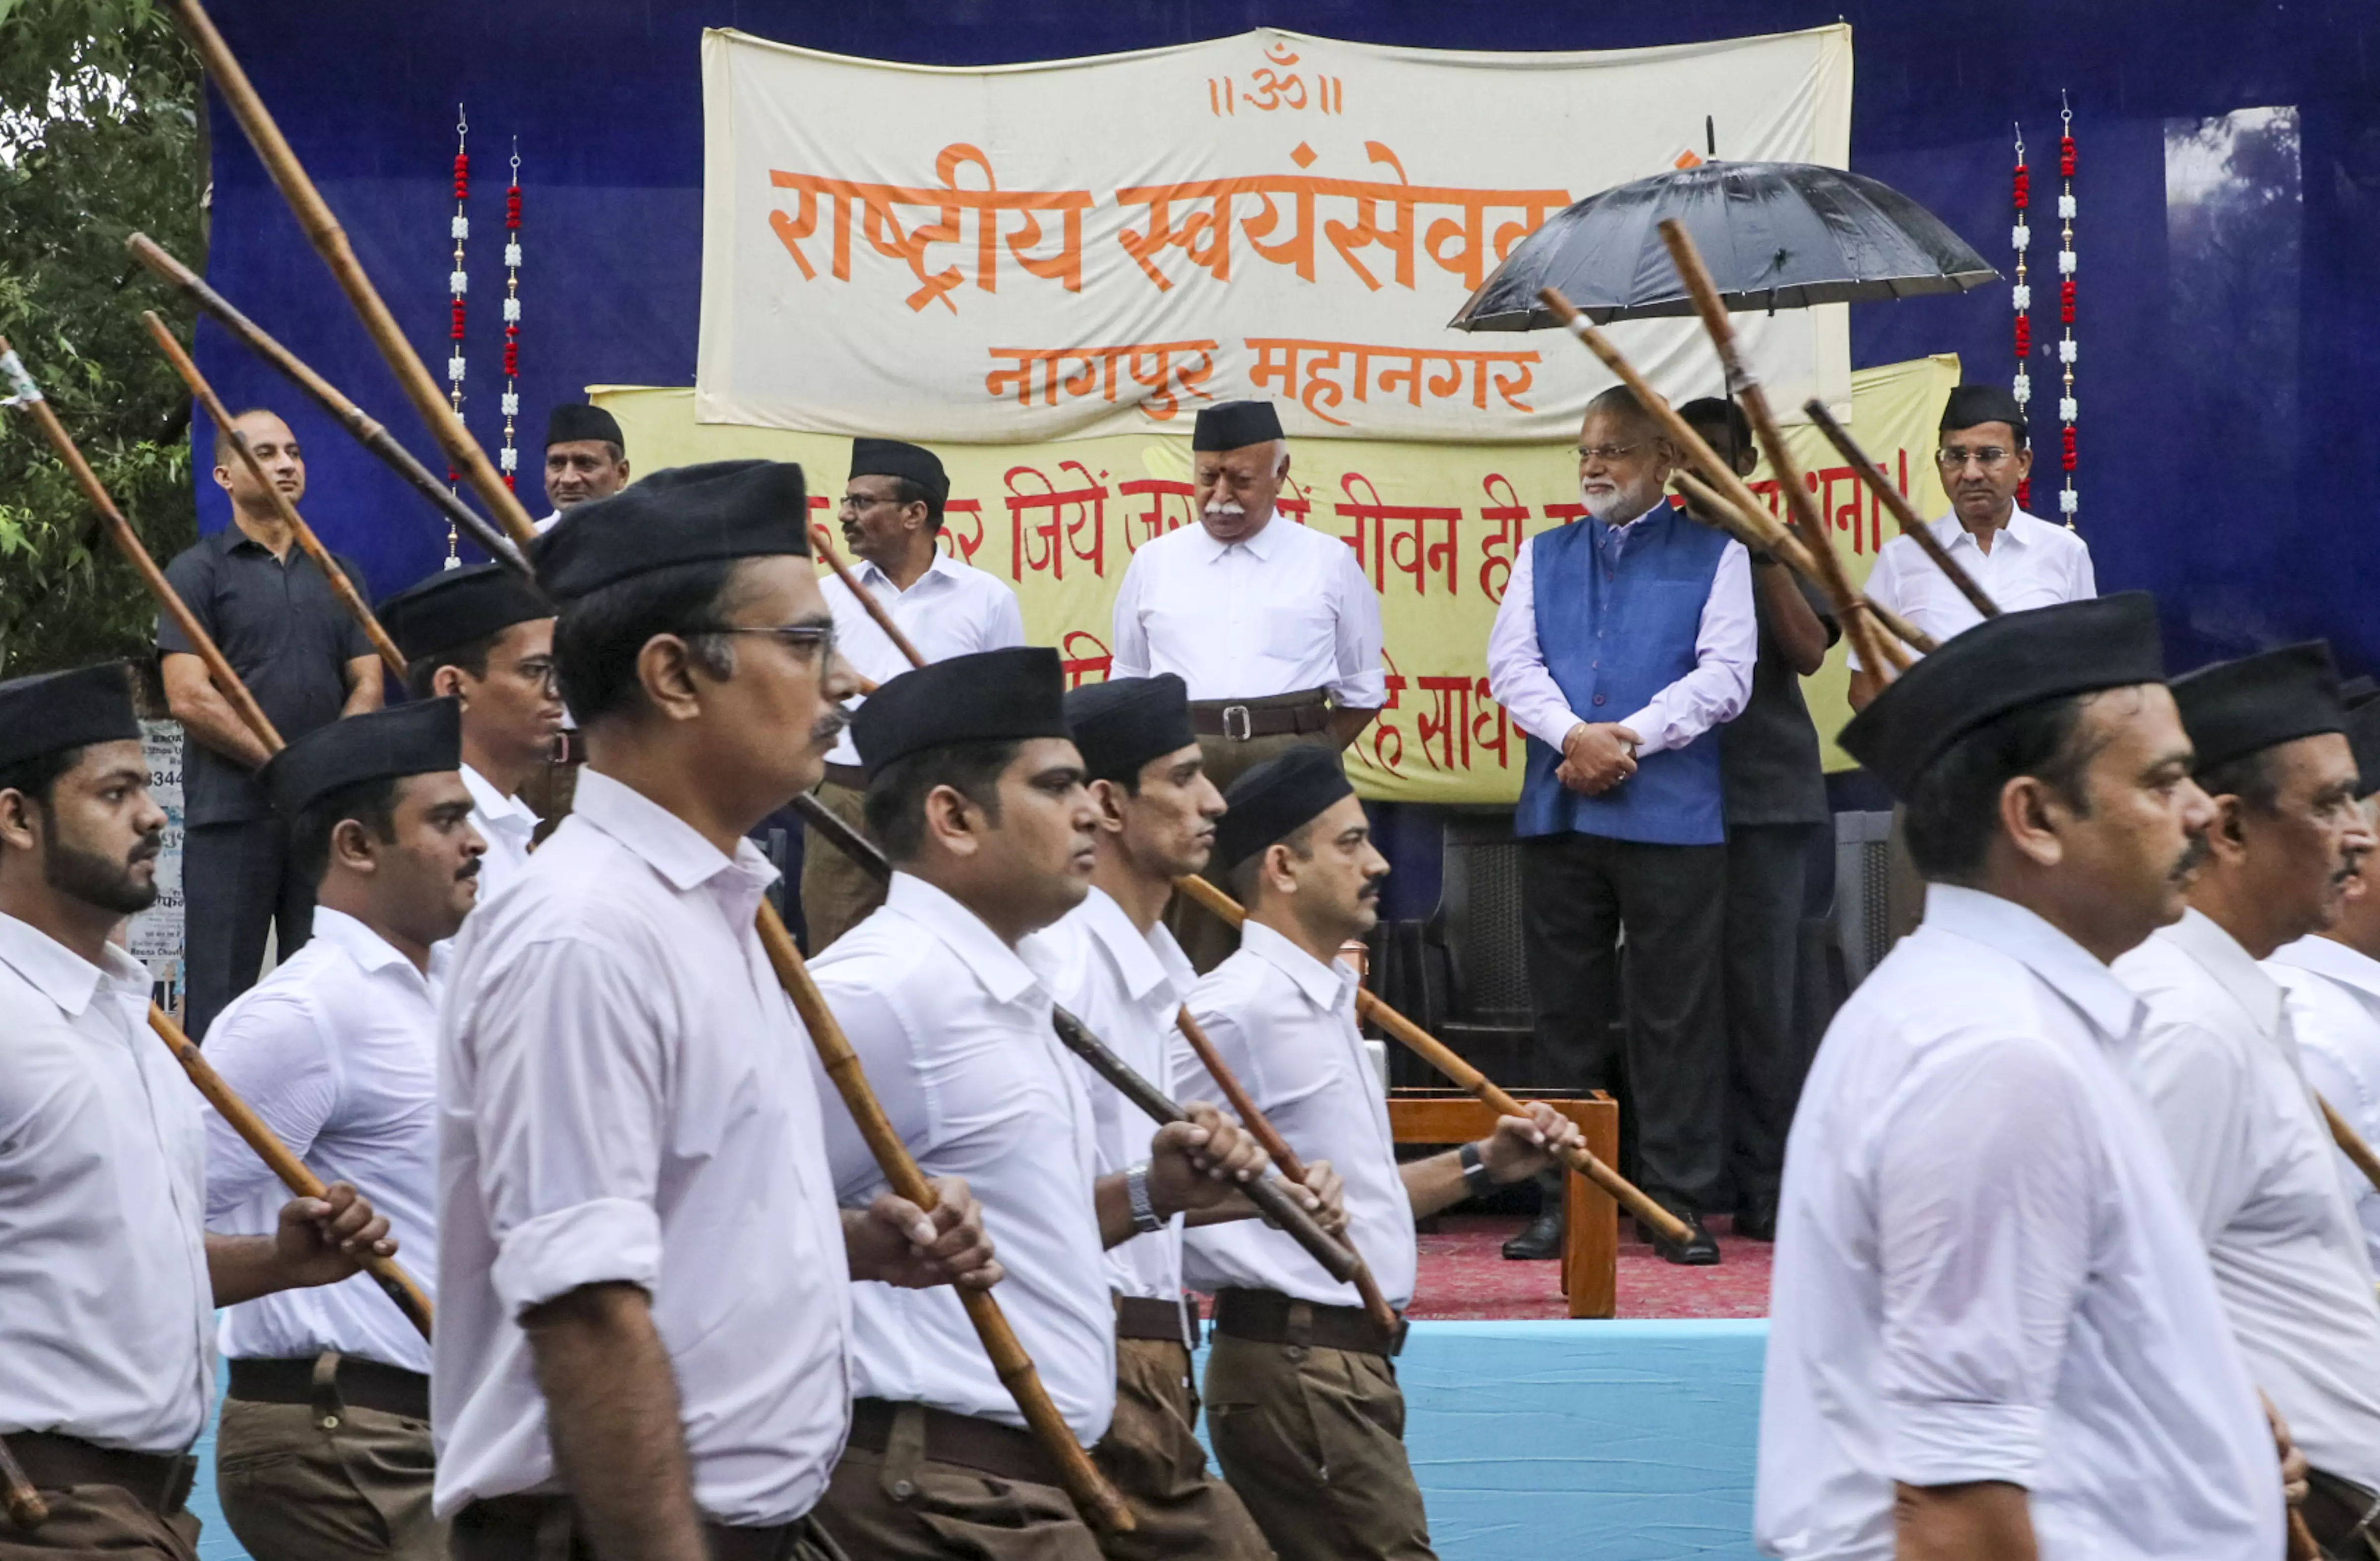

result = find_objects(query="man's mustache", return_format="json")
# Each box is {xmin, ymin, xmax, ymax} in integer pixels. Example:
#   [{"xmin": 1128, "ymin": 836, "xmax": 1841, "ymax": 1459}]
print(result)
[
  {"xmin": 457, "ymin": 858, "xmax": 481, "ymax": 882},
  {"xmin": 2172, "ymin": 833, "xmax": 2211, "ymax": 883},
  {"xmin": 813, "ymin": 705, "xmax": 852, "ymax": 746}
]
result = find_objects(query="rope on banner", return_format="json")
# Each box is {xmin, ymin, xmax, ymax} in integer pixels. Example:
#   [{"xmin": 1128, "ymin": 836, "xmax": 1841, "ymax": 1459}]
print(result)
[
  {"xmin": 442, "ymin": 104, "xmax": 469, "ymax": 567},
  {"xmin": 2011, "ymin": 121, "xmax": 2032, "ymax": 512},
  {"xmin": 2056, "ymin": 92, "xmax": 2079, "ymax": 527},
  {"xmin": 498, "ymin": 139, "xmax": 522, "ymax": 494}
]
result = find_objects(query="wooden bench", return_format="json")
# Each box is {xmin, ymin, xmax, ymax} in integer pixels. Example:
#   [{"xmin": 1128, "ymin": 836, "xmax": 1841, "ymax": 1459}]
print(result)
[{"xmin": 1386, "ymin": 1092, "xmax": 1620, "ymax": 1319}]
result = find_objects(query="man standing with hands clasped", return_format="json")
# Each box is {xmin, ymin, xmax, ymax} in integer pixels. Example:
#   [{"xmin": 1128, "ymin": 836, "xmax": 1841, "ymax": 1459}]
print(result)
[
  {"xmin": 1486, "ymin": 384, "xmax": 1754, "ymax": 1263},
  {"xmin": 2114, "ymin": 642, "xmax": 2380, "ymax": 1555}
]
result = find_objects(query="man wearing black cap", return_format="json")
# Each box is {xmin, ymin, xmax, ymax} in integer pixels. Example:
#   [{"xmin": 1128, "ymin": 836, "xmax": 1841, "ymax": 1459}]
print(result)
[
  {"xmin": 0, "ymin": 663, "xmax": 398, "ymax": 1561},
  {"xmin": 201, "ymin": 701, "xmax": 482, "ymax": 1561},
  {"xmin": 2268, "ymin": 693, "xmax": 2380, "ymax": 1274},
  {"xmin": 1022, "ymin": 672, "xmax": 1326, "ymax": 1561},
  {"xmin": 1179, "ymin": 745, "xmax": 1583, "ymax": 1561},
  {"xmin": 1845, "ymin": 383, "xmax": 2096, "ymax": 709},
  {"xmin": 377, "ymin": 564, "xmax": 563, "ymax": 904},
  {"xmin": 807, "ymin": 647, "xmax": 1276, "ymax": 1560},
  {"xmin": 1758, "ymin": 596, "xmax": 2290, "ymax": 1561},
  {"xmin": 437, "ymin": 461, "xmax": 1001, "ymax": 1561},
  {"xmin": 2113, "ymin": 642, "xmax": 2380, "ymax": 1550},
  {"xmin": 162, "ymin": 407, "xmax": 385, "ymax": 1040},
  {"xmin": 1111, "ymin": 399, "xmax": 1385, "ymax": 970},
  {"xmin": 803, "ymin": 437, "xmax": 1024, "ymax": 952},
  {"xmin": 534, "ymin": 402, "xmax": 629, "ymax": 534}
]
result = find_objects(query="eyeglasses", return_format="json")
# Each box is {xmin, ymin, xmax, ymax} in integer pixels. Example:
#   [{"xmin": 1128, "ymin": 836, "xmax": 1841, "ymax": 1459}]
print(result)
[
  {"xmin": 504, "ymin": 656, "xmax": 560, "ymax": 694},
  {"xmin": 689, "ymin": 623, "xmax": 838, "ymax": 667},
  {"xmin": 1575, "ymin": 442, "xmax": 1648, "ymax": 465},
  {"xmin": 838, "ymin": 493, "xmax": 901, "ymax": 512},
  {"xmin": 1935, "ymin": 446, "xmax": 2016, "ymax": 470}
]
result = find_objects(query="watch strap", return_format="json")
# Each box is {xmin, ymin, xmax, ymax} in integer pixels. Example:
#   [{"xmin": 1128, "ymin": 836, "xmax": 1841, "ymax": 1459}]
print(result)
[
  {"xmin": 1126, "ymin": 1161, "xmax": 1164, "ymax": 1234},
  {"xmin": 1458, "ymin": 1141, "xmax": 1496, "ymax": 1197}
]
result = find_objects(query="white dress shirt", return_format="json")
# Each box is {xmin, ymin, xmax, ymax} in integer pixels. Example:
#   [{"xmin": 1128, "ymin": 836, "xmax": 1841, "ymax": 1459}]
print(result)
[
  {"xmin": 822, "ymin": 553, "xmax": 1025, "ymax": 768},
  {"xmin": 1020, "ymin": 888, "xmax": 1194, "ymax": 1310},
  {"xmin": 1109, "ymin": 514, "xmax": 1386, "ymax": 708},
  {"xmin": 1845, "ymin": 507, "xmax": 2096, "ymax": 670},
  {"xmin": 1176, "ymin": 921, "xmax": 1416, "ymax": 1310},
  {"xmin": 0, "ymin": 913, "xmax": 214, "ymax": 1453},
  {"xmin": 435, "ymin": 769, "xmax": 853, "ymax": 1523},
  {"xmin": 460, "ymin": 763, "xmax": 538, "ymax": 909},
  {"xmin": 810, "ymin": 872, "xmax": 1116, "ymax": 1445},
  {"xmin": 1485, "ymin": 502, "xmax": 1755, "ymax": 754},
  {"xmin": 2116, "ymin": 911, "xmax": 2380, "ymax": 1489},
  {"xmin": 1756, "ymin": 886, "xmax": 2279, "ymax": 1561},
  {"xmin": 2269, "ymin": 935, "xmax": 2380, "ymax": 1267},
  {"xmin": 204, "ymin": 908, "xmax": 441, "ymax": 1375},
  {"xmin": 532, "ymin": 510, "xmax": 561, "ymax": 536}
]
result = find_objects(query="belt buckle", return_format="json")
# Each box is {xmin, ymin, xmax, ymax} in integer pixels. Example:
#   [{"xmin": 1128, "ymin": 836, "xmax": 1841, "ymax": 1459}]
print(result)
[{"xmin": 1222, "ymin": 704, "xmax": 1254, "ymax": 742}]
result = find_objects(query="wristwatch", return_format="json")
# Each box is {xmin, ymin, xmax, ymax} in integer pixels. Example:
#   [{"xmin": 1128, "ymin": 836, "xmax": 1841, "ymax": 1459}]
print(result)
[
  {"xmin": 1458, "ymin": 1141, "xmax": 1497, "ymax": 1198},
  {"xmin": 1126, "ymin": 1161, "xmax": 1165, "ymax": 1234},
  {"xmin": 1750, "ymin": 549, "xmax": 1781, "ymax": 568}
]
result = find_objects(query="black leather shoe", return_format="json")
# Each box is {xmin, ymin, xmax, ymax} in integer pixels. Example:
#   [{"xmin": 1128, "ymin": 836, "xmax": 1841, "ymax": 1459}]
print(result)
[
  {"xmin": 1501, "ymin": 1209, "xmax": 1564, "ymax": 1260},
  {"xmin": 1734, "ymin": 1198, "xmax": 1779, "ymax": 1243},
  {"xmin": 1650, "ymin": 1210, "xmax": 1721, "ymax": 1266}
]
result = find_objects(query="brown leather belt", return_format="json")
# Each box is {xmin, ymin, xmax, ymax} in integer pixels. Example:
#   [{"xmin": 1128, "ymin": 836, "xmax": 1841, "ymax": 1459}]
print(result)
[
  {"xmin": 228, "ymin": 1354, "xmax": 430, "ymax": 1421},
  {"xmin": 1188, "ymin": 694, "xmax": 1333, "ymax": 741},
  {"xmin": 452, "ymin": 1494, "xmax": 811, "ymax": 1561},
  {"xmin": 844, "ymin": 1397, "xmax": 1061, "ymax": 1487},
  {"xmin": 1114, "ymin": 1294, "xmax": 1199, "ymax": 1346},
  {"xmin": 2, "ymin": 1432, "xmax": 194, "ymax": 1516},
  {"xmin": 1211, "ymin": 1286, "xmax": 1408, "ymax": 1358}
]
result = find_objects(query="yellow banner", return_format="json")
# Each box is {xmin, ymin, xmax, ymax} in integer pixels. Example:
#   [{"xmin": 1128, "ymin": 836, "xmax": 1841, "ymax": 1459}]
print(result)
[{"xmin": 592, "ymin": 351, "xmax": 1955, "ymax": 804}]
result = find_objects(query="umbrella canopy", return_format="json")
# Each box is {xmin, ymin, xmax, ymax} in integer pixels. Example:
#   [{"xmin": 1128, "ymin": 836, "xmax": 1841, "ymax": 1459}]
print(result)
[{"xmin": 1452, "ymin": 161, "xmax": 1998, "ymax": 330}]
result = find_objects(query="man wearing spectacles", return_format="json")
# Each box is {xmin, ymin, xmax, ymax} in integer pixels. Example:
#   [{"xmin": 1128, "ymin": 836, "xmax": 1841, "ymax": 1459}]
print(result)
[
  {"xmin": 377, "ymin": 565, "xmax": 566, "ymax": 906},
  {"xmin": 1486, "ymin": 385, "xmax": 1756, "ymax": 1265},
  {"xmin": 804, "ymin": 438, "xmax": 1026, "ymax": 952},
  {"xmin": 1846, "ymin": 384, "xmax": 2097, "ymax": 710}
]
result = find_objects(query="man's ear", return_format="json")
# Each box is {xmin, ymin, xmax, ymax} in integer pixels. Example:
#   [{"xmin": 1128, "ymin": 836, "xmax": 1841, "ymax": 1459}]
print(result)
[
  {"xmin": 1259, "ymin": 840, "xmax": 1299, "ymax": 897},
  {"xmin": 633, "ymin": 634, "xmax": 709, "ymax": 724},
  {"xmin": 1997, "ymin": 773, "xmax": 2068, "ymax": 870},
  {"xmin": 1086, "ymin": 776, "xmax": 1129, "ymax": 835},
  {"xmin": 431, "ymin": 664, "xmax": 469, "ymax": 703},
  {"xmin": 2202, "ymin": 792, "xmax": 2253, "ymax": 864},
  {"xmin": 920, "ymin": 783, "xmax": 984, "ymax": 859},
  {"xmin": 329, "ymin": 816, "xmax": 379, "ymax": 875},
  {"xmin": 0, "ymin": 788, "xmax": 41, "ymax": 854}
]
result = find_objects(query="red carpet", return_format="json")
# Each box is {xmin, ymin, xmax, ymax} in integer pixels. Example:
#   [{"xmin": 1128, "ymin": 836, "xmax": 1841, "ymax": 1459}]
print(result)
[{"xmin": 1407, "ymin": 1213, "xmax": 1774, "ymax": 1321}]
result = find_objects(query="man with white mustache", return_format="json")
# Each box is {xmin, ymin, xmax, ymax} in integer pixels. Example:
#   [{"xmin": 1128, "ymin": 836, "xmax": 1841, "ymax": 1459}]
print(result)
[
  {"xmin": 1109, "ymin": 400, "xmax": 1385, "ymax": 971},
  {"xmin": 1485, "ymin": 385, "xmax": 1756, "ymax": 1264}
]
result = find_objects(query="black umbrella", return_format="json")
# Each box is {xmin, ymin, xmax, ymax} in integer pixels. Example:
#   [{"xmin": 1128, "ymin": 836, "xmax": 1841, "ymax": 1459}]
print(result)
[{"xmin": 1451, "ymin": 161, "xmax": 1997, "ymax": 330}]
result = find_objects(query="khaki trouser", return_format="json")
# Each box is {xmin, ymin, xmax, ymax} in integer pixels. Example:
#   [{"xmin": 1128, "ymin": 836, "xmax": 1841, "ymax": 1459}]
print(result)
[
  {"xmin": 1169, "ymin": 728, "xmax": 1343, "ymax": 975},
  {"xmin": 812, "ymin": 1406, "xmax": 1103, "ymax": 1561},
  {"xmin": 1091, "ymin": 1338, "xmax": 1273, "ymax": 1561},
  {"xmin": 800, "ymin": 776, "xmax": 887, "ymax": 953},
  {"xmin": 215, "ymin": 1391, "xmax": 442, "ymax": 1561},
  {"xmin": 0, "ymin": 1485, "xmax": 199, "ymax": 1561},
  {"xmin": 1202, "ymin": 1334, "xmax": 1435, "ymax": 1561}
]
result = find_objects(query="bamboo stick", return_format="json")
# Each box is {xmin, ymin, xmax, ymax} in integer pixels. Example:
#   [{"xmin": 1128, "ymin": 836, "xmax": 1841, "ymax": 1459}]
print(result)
[
  {"xmin": 1175, "ymin": 1006, "xmax": 1400, "ymax": 1335},
  {"xmin": 1165, "ymin": 872, "xmax": 1692, "ymax": 1246},
  {"xmin": 1803, "ymin": 399, "xmax": 2000, "ymax": 621},
  {"xmin": 124, "ymin": 232, "xmax": 526, "ymax": 573},
  {"xmin": 0, "ymin": 341, "xmax": 432, "ymax": 1338},
  {"xmin": 0, "ymin": 1439, "xmax": 48, "ymax": 1530},
  {"xmin": 1673, "ymin": 473, "xmax": 1939, "ymax": 654},
  {"xmin": 2321, "ymin": 1095, "xmax": 2380, "ymax": 1197},
  {"xmin": 142, "ymin": 313, "xmax": 407, "ymax": 677}
]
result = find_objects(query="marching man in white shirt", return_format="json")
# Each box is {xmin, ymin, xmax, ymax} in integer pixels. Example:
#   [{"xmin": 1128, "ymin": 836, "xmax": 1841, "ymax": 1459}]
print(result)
[
  {"xmin": 1486, "ymin": 384, "xmax": 1755, "ymax": 1264},
  {"xmin": 804, "ymin": 437, "xmax": 1025, "ymax": 951},
  {"xmin": 376, "ymin": 563, "xmax": 562, "ymax": 904},
  {"xmin": 0, "ymin": 663, "xmax": 396, "ymax": 1561},
  {"xmin": 2268, "ymin": 693, "xmax": 2380, "ymax": 1274},
  {"xmin": 436, "ymin": 462, "xmax": 1001, "ymax": 1561},
  {"xmin": 1845, "ymin": 384, "xmax": 2097, "ymax": 708},
  {"xmin": 2114, "ymin": 641, "xmax": 2380, "ymax": 1554},
  {"xmin": 807, "ymin": 647, "xmax": 1278, "ymax": 1560},
  {"xmin": 202, "ymin": 698, "xmax": 483, "ymax": 1561},
  {"xmin": 1025, "ymin": 672, "xmax": 1344, "ymax": 1561},
  {"xmin": 1109, "ymin": 399, "xmax": 1385, "ymax": 971},
  {"xmin": 1178, "ymin": 745, "xmax": 1584, "ymax": 1561},
  {"xmin": 1757, "ymin": 594, "xmax": 2294, "ymax": 1561}
]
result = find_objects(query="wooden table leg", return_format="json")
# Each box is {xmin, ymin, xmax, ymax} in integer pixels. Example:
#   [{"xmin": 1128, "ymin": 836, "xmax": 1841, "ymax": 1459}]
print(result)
[{"xmin": 1563, "ymin": 1096, "xmax": 1619, "ymax": 1319}]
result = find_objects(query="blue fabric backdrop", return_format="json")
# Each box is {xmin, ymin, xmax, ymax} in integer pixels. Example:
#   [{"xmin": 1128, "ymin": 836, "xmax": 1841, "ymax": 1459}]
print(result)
[{"xmin": 192, "ymin": 0, "xmax": 2380, "ymax": 680}]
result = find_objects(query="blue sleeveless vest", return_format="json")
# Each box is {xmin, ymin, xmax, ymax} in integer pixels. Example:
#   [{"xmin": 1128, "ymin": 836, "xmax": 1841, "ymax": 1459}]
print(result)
[{"xmin": 1513, "ymin": 505, "xmax": 1730, "ymax": 846}]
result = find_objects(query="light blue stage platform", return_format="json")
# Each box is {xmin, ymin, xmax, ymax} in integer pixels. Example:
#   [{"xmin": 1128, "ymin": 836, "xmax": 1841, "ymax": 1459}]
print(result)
[{"xmin": 190, "ymin": 1319, "xmax": 1769, "ymax": 1561}]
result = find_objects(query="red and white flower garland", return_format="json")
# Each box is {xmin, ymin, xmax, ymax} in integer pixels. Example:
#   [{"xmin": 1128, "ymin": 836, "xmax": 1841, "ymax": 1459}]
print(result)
[
  {"xmin": 2012, "ymin": 124, "xmax": 2032, "ymax": 511},
  {"xmin": 444, "ymin": 105, "xmax": 470, "ymax": 567},
  {"xmin": 498, "ymin": 141, "xmax": 523, "ymax": 493},
  {"xmin": 2055, "ymin": 98, "xmax": 2079, "ymax": 526}
]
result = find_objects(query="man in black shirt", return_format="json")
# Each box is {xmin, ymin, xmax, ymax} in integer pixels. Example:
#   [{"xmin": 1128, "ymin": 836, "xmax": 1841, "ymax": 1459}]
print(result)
[
  {"xmin": 1680, "ymin": 397, "xmax": 1838, "ymax": 1243},
  {"xmin": 160, "ymin": 408, "xmax": 381, "ymax": 1037}
]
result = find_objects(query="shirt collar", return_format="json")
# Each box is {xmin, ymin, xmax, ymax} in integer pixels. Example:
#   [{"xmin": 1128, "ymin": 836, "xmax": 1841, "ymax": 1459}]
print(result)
[
  {"xmin": 0, "ymin": 911, "xmax": 152, "ymax": 1019},
  {"xmin": 1237, "ymin": 919, "xmax": 1358, "ymax": 1015},
  {"xmin": 1075, "ymin": 886, "xmax": 1193, "ymax": 1005},
  {"xmin": 460, "ymin": 764, "xmax": 538, "ymax": 835},
  {"xmin": 2159, "ymin": 907, "xmax": 2287, "ymax": 1035},
  {"xmin": 856, "ymin": 551, "xmax": 962, "ymax": 594},
  {"xmin": 1192, "ymin": 512, "xmax": 1289, "ymax": 564},
  {"xmin": 1920, "ymin": 884, "xmax": 2147, "ymax": 1043},
  {"xmin": 886, "ymin": 871, "xmax": 1046, "ymax": 1007},
  {"xmin": 2269, "ymin": 934, "xmax": 2380, "ymax": 1004},
  {"xmin": 305, "ymin": 905, "xmax": 423, "ymax": 981},
  {"xmin": 1933, "ymin": 507, "xmax": 2047, "ymax": 552},
  {"xmin": 571, "ymin": 767, "xmax": 779, "ymax": 898},
  {"xmin": 1598, "ymin": 496, "xmax": 1671, "ymax": 537}
]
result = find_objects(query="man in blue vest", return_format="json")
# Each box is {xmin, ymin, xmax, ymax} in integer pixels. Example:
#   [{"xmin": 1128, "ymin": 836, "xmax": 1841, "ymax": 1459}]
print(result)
[{"xmin": 1486, "ymin": 385, "xmax": 1756, "ymax": 1263}]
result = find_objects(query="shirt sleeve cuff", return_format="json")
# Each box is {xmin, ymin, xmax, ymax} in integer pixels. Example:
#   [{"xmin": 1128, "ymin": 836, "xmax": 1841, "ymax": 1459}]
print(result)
[
  {"xmin": 1884, "ymin": 1398, "xmax": 2045, "ymax": 1490},
  {"xmin": 1328, "ymin": 671, "xmax": 1387, "ymax": 709},
  {"xmin": 1617, "ymin": 705, "xmax": 1663, "ymax": 753},
  {"xmin": 491, "ymin": 1197, "xmax": 664, "ymax": 1317}
]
